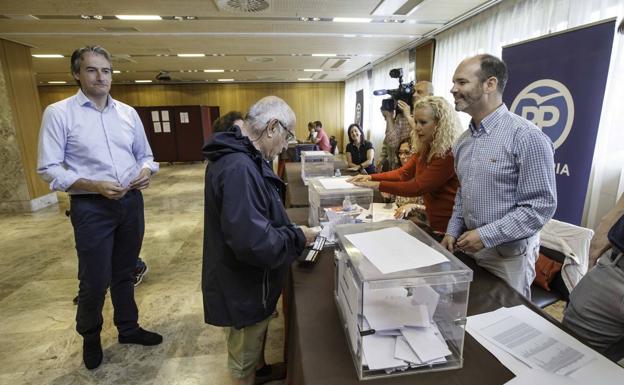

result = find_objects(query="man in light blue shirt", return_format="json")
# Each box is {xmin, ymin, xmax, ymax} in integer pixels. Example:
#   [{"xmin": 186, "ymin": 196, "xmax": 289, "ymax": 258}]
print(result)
[
  {"xmin": 441, "ymin": 54, "xmax": 557, "ymax": 298},
  {"xmin": 37, "ymin": 46, "xmax": 162, "ymax": 370}
]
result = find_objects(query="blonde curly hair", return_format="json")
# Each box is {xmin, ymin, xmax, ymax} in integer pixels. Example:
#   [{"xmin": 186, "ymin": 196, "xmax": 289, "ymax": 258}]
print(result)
[{"xmin": 411, "ymin": 96, "xmax": 462, "ymax": 163}]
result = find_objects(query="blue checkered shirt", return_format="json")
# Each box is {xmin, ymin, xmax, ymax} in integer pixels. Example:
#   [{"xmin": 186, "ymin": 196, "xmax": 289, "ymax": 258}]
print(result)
[{"xmin": 446, "ymin": 104, "xmax": 557, "ymax": 248}]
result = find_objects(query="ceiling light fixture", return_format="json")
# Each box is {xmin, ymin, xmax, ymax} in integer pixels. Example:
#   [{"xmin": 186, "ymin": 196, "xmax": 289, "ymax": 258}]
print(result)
[
  {"xmin": 312, "ymin": 53, "xmax": 336, "ymax": 57},
  {"xmin": 304, "ymin": 69, "xmax": 323, "ymax": 72},
  {"xmin": 177, "ymin": 53, "xmax": 205, "ymax": 57},
  {"xmin": 32, "ymin": 54, "xmax": 64, "ymax": 58},
  {"xmin": 135, "ymin": 80, "xmax": 152, "ymax": 83},
  {"xmin": 47, "ymin": 81, "xmax": 67, "ymax": 84},
  {"xmin": 116, "ymin": 15, "xmax": 162, "ymax": 20},
  {"xmin": 113, "ymin": 70, "xmax": 121, "ymax": 74},
  {"xmin": 204, "ymin": 69, "xmax": 225, "ymax": 73},
  {"xmin": 218, "ymin": 79, "xmax": 234, "ymax": 82},
  {"xmin": 372, "ymin": 0, "xmax": 409, "ymax": 16},
  {"xmin": 332, "ymin": 17, "xmax": 372, "ymax": 23},
  {"xmin": 298, "ymin": 78, "xmax": 313, "ymax": 81}
]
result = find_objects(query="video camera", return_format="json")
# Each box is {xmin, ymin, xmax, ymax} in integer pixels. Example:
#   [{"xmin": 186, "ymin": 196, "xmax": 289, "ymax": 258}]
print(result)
[{"xmin": 374, "ymin": 68, "xmax": 415, "ymax": 114}]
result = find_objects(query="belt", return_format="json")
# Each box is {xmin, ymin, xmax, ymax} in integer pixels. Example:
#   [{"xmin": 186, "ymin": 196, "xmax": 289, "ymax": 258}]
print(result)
[
  {"xmin": 611, "ymin": 251, "xmax": 624, "ymax": 269},
  {"xmin": 70, "ymin": 189, "xmax": 138, "ymax": 201}
]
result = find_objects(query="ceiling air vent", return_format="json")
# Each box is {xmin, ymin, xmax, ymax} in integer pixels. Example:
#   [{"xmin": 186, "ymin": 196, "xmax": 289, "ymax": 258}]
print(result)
[
  {"xmin": 214, "ymin": 0, "xmax": 270, "ymax": 13},
  {"xmin": 246, "ymin": 56, "xmax": 275, "ymax": 63}
]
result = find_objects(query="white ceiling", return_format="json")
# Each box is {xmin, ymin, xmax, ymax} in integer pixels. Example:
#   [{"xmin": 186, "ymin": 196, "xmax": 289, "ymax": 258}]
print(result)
[{"xmin": 0, "ymin": 0, "xmax": 496, "ymax": 85}]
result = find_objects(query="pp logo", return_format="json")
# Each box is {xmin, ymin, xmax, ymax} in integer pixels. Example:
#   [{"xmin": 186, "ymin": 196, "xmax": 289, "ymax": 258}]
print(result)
[{"xmin": 510, "ymin": 79, "xmax": 574, "ymax": 149}]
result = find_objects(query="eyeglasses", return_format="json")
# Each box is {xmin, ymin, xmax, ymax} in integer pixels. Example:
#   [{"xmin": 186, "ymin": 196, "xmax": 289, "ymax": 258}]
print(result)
[{"xmin": 275, "ymin": 120, "xmax": 295, "ymax": 141}]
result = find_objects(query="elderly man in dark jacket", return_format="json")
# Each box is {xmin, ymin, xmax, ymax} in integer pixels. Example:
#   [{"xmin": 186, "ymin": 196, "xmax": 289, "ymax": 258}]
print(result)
[{"xmin": 202, "ymin": 96, "xmax": 316, "ymax": 385}]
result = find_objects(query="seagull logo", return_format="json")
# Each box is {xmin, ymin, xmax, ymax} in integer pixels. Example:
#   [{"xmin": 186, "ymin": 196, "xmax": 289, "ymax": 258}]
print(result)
[{"xmin": 510, "ymin": 79, "xmax": 574, "ymax": 149}]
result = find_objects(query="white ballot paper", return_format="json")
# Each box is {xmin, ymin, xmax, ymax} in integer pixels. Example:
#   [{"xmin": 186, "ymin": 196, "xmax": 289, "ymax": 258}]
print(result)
[
  {"xmin": 362, "ymin": 334, "xmax": 407, "ymax": 370},
  {"xmin": 363, "ymin": 287, "xmax": 430, "ymax": 330},
  {"xmin": 319, "ymin": 177, "xmax": 359, "ymax": 190},
  {"xmin": 401, "ymin": 325, "xmax": 452, "ymax": 363},
  {"xmin": 504, "ymin": 369, "xmax": 585, "ymax": 385},
  {"xmin": 345, "ymin": 227, "xmax": 448, "ymax": 274},
  {"xmin": 302, "ymin": 150, "xmax": 327, "ymax": 156},
  {"xmin": 370, "ymin": 202, "xmax": 397, "ymax": 222},
  {"xmin": 467, "ymin": 305, "xmax": 624, "ymax": 385}
]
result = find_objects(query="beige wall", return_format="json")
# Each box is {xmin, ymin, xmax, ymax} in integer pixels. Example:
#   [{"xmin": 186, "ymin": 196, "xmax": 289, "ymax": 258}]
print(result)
[
  {"xmin": 39, "ymin": 82, "xmax": 346, "ymax": 146},
  {"xmin": 0, "ymin": 39, "xmax": 50, "ymax": 203}
]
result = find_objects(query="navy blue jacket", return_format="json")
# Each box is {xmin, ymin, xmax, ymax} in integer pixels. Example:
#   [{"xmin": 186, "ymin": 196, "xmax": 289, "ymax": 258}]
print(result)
[{"xmin": 202, "ymin": 127, "xmax": 305, "ymax": 329}]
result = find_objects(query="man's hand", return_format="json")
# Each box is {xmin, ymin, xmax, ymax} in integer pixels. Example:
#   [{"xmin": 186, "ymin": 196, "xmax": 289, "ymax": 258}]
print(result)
[
  {"xmin": 456, "ymin": 229, "xmax": 484, "ymax": 253},
  {"xmin": 346, "ymin": 175, "xmax": 371, "ymax": 183},
  {"xmin": 380, "ymin": 192, "xmax": 393, "ymax": 200},
  {"xmin": 351, "ymin": 180, "xmax": 380, "ymax": 190},
  {"xmin": 396, "ymin": 100, "xmax": 412, "ymax": 117},
  {"xmin": 394, "ymin": 203, "xmax": 417, "ymax": 219},
  {"xmin": 440, "ymin": 234, "xmax": 456, "ymax": 253},
  {"xmin": 129, "ymin": 168, "xmax": 152, "ymax": 190},
  {"xmin": 299, "ymin": 225, "xmax": 318, "ymax": 245},
  {"xmin": 94, "ymin": 181, "xmax": 127, "ymax": 199}
]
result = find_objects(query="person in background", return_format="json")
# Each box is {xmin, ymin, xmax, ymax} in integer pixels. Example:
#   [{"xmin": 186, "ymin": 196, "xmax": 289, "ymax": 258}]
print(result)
[
  {"xmin": 312, "ymin": 120, "xmax": 331, "ymax": 152},
  {"xmin": 345, "ymin": 123, "xmax": 375, "ymax": 174},
  {"xmin": 202, "ymin": 96, "xmax": 317, "ymax": 385},
  {"xmin": 306, "ymin": 121, "xmax": 316, "ymax": 142},
  {"xmin": 348, "ymin": 96, "xmax": 461, "ymax": 234},
  {"xmin": 37, "ymin": 45, "xmax": 162, "ymax": 370},
  {"xmin": 376, "ymin": 81, "xmax": 434, "ymax": 172},
  {"xmin": 213, "ymin": 111, "xmax": 245, "ymax": 133},
  {"xmin": 390, "ymin": 138, "xmax": 427, "ymax": 223},
  {"xmin": 441, "ymin": 54, "xmax": 557, "ymax": 299}
]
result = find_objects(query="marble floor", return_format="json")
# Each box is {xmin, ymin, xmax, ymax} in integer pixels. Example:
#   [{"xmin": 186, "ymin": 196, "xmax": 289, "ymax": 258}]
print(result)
[{"xmin": 0, "ymin": 163, "xmax": 285, "ymax": 385}]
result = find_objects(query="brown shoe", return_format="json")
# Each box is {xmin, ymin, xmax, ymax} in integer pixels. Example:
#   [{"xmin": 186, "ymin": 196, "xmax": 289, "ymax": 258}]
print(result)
[{"xmin": 255, "ymin": 362, "xmax": 286, "ymax": 385}]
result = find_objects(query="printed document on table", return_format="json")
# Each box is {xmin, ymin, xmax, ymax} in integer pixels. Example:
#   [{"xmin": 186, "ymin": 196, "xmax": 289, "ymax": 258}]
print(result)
[
  {"xmin": 503, "ymin": 369, "xmax": 585, "ymax": 385},
  {"xmin": 303, "ymin": 150, "xmax": 327, "ymax": 156},
  {"xmin": 319, "ymin": 177, "xmax": 359, "ymax": 190},
  {"xmin": 467, "ymin": 306, "xmax": 624, "ymax": 384},
  {"xmin": 345, "ymin": 227, "xmax": 448, "ymax": 274},
  {"xmin": 476, "ymin": 314, "xmax": 593, "ymax": 375}
]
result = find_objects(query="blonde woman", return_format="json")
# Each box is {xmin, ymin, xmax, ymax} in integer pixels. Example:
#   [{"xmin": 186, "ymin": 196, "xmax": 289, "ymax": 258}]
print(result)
[{"xmin": 348, "ymin": 96, "xmax": 461, "ymax": 233}]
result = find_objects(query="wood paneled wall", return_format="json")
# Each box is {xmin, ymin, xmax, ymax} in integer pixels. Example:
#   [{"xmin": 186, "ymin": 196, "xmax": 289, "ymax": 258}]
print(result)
[
  {"xmin": 0, "ymin": 39, "xmax": 50, "ymax": 199},
  {"xmin": 39, "ymin": 82, "xmax": 346, "ymax": 146},
  {"xmin": 415, "ymin": 40, "xmax": 435, "ymax": 82}
]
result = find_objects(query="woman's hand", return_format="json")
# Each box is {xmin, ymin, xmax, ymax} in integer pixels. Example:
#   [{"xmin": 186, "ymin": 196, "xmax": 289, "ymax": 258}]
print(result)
[
  {"xmin": 351, "ymin": 180, "xmax": 380, "ymax": 190},
  {"xmin": 394, "ymin": 203, "xmax": 417, "ymax": 219},
  {"xmin": 346, "ymin": 174, "xmax": 371, "ymax": 183}
]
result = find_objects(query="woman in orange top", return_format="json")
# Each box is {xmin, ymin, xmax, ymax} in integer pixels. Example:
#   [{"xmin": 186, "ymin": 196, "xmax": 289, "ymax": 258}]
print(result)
[{"xmin": 348, "ymin": 96, "xmax": 461, "ymax": 233}]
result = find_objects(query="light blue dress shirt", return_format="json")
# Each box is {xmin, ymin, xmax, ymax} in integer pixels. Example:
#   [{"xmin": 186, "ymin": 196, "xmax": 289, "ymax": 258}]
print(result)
[
  {"xmin": 446, "ymin": 104, "xmax": 557, "ymax": 248},
  {"xmin": 37, "ymin": 89, "xmax": 159, "ymax": 194}
]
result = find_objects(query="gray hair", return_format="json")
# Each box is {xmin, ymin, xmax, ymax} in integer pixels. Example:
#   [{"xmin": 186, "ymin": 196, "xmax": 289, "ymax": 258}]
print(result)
[
  {"xmin": 416, "ymin": 80, "xmax": 434, "ymax": 95},
  {"xmin": 246, "ymin": 96, "xmax": 296, "ymax": 134},
  {"xmin": 70, "ymin": 46, "xmax": 112, "ymax": 74}
]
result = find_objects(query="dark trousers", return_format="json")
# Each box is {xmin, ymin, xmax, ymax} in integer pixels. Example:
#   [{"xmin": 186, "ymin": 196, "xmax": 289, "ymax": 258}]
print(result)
[{"xmin": 70, "ymin": 189, "xmax": 144, "ymax": 338}]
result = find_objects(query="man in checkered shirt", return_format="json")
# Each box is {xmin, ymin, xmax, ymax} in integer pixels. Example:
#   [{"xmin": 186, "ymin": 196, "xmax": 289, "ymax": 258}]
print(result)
[{"xmin": 441, "ymin": 54, "xmax": 557, "ymax": 299}]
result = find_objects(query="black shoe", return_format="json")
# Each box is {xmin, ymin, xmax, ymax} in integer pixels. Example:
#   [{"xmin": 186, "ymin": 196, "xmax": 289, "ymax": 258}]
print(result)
[
  {"xmin": 255, "ymin": 362, "xmax": 286, "ymax": 385},
  {"xmin": 83, "ymin": 336, "xmax": 103, "ymax": 370},
  {"xmin": 132, "ymin": 263, "xmax": 149, "ymax": 287},
  {"xmin": 118, "ymin": 327, "xmax": 162, "ymax": 346}
]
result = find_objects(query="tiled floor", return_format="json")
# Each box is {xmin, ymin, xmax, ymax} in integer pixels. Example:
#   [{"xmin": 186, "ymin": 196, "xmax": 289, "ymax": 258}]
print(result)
[{"xmin": 0, "ymin": 163, "xmax": 284, "ymax": 385}]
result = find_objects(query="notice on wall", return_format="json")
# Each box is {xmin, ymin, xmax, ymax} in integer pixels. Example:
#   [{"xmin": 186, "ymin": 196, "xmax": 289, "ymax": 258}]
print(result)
[
  {"xmin": 151, "ymin": 110, "xmax": 160, "ymax": 122},
  {"xmin": 180, "ymin": 112, "xmax": 189, "ymax": 124},
  {"xmin": 161, "ymin": 110, "xmax": 169, "ymax": 121},
  {"xmin": 163, "ymin": 121, "xmax": 171, "ymax": 133},
  {"xmin": 153, "ymin": 122, "xmax": 162, "ymax": 133}
]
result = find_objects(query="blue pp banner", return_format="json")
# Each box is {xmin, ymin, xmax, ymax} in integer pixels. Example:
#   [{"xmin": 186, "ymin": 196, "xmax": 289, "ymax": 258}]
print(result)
[{"xmin": 502, "ymin": 20, "xmax": 615, "ymax": 225}]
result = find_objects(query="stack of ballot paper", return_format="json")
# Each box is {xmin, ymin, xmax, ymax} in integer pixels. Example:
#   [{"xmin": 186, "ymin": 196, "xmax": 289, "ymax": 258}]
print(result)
[{"xmin": 360, "ymin": 286, "xmax": 451, "ymax": 371}]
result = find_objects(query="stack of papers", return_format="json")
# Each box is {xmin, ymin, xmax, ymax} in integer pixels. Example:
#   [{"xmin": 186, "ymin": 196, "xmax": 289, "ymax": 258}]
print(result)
[
  {"xmin": 345, "ymin": 227, "xmax": 448, "ymax": 274},
  {"xmin": 361, "ymin": 286, "xmax": 450, "ymax": 371},
  {"xmin": 319, "ymin": 177, "xmax": 359, "ymax": 190},
  {"xmin": 467, "ymin": 305, "xmax": 624, "ymax": 384}
]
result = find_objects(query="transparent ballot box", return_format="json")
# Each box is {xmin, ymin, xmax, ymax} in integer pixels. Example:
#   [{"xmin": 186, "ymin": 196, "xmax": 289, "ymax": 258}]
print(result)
[
  {"xmin": 334, "ymin": 220, "xmax": 473, "ymax": 380},
  {"xmin": 301, "ymin": 150, "xmax": 334, "ymax": 183},
  {"xmin": 307, "ymin": 177, "xmax": 374, "ymax": 227}
]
